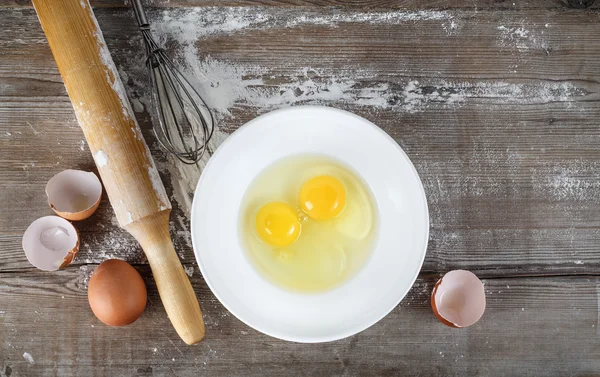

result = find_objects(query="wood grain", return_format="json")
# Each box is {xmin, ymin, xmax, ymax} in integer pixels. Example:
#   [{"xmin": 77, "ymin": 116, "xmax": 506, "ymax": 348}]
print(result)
[
  {"xmin": 2, "ymin": 7, "xmax": 600, "ymax": 272},
  {"xmin": 1, "ymin": 0, "xmax": 600, "ymax": 9},
  {"xmin": 2, "ymin": 2, "xmax": 600, "ymax": 376},
  {"xmin": 1, "ymin": 271, "xmax": 600, "ymax": 376}
]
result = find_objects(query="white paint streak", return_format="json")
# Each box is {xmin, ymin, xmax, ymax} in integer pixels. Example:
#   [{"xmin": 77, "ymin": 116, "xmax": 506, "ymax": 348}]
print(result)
[
  {"xmin": 94, "ymin": 150, "xmax": 109, "ymax": 167},
  {"xmin": 184, "ymin": 265, "xmax": 194, "ymax": 277}
]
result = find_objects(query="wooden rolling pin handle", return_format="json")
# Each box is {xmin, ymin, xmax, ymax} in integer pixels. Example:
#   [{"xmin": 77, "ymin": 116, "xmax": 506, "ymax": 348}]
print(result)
[
  {"xmin": 126, "ymin": 210, "xmax": 205, "ymax": 345},
  {"xmin": 31, "ymin": 0, "xmax": 205, "ymax": 344}
]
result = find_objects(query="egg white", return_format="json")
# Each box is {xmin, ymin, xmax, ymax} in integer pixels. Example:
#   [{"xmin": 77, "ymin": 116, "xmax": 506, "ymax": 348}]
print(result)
[{"xmin": 239, "ymin": 154, "xmax": 378, "ymax": 293}]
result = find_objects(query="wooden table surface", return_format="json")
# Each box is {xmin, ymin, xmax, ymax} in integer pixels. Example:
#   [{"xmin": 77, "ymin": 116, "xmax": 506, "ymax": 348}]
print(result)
[{"xmin": 2, "ymin": 0, "xmax": 600, "ymax": 376}]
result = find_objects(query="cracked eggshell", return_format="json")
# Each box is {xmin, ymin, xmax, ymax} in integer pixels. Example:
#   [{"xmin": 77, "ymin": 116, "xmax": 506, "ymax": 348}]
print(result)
[
  {"xmin": 431, "ymin": 270, "xmax": 486, "ymax": 328},
  {"xmin": 46, "ymin": 169, "xmax": 102, "ymax": 221},
  {"xmin": 22, "ymin": 216, "xmax": 79, "ymax": 271}
]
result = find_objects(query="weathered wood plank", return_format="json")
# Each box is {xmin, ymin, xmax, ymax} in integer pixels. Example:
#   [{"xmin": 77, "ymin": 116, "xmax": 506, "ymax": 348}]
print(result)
[
  {"xmin": 1, "ymin": 7, "xmax": 600, "ymax": 276},
  {"xmin": 1, "ymin": 272, "xmax": 599, "ymax": 376},
  {"xmin": 1, "ymin": 0, "xmax": 600, "ymax": 10},
  {"xmin": 2, "ymin": 4, "xmax": 600, "ymax": 376}
]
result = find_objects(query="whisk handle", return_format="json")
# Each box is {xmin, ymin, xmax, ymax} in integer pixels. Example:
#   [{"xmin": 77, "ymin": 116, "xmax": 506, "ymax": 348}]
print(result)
[{"xmin": 131, "ymin": 0, "xmax": 150, "ymax": 28}]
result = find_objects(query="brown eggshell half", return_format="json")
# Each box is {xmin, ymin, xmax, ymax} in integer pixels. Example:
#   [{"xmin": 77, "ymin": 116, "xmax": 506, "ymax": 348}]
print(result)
[
  {"xmin": 46, "ymin": 170, "xmax": 102, "ymax": 221},
  {"xmin": 22, "ymin": 216, "xmax": 80, "ymax": 271},
  {"xmin": 431, "ymin": 270, "xmax": 486, "ymax": 328},
  {"xmin": 88, "ymin": 259, "xmax": 147, "ymax": 327}
]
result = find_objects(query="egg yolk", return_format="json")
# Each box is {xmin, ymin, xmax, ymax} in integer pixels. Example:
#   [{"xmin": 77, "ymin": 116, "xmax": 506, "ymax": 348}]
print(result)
[
  {"xmin": 299, "ymin": 175, "xmax": 346, "ymax": 220},
  {"xmin": 255, "ymin": 202, "xmax": 301, "ymax": 247}
]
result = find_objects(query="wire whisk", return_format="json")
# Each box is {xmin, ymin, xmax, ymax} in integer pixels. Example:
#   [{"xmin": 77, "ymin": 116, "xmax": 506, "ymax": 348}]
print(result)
[{"xmin": 132, "ymin": 0, "xmax": 214, "ymax": 164}]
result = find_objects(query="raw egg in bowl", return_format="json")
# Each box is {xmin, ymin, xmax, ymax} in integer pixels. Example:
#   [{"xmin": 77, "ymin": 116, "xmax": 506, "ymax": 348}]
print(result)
[{"xmin": 191, "ymin": 106, "xmax": 428, "ymax": 342}]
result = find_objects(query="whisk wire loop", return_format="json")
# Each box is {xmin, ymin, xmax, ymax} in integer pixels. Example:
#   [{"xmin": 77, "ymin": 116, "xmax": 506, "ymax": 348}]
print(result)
[{"xmin": 132, "ymin": 0, "xmax": 214, "ymax": 165}]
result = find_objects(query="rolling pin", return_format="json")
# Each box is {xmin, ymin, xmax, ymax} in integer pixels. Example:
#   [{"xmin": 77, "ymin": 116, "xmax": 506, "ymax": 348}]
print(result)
[{"xmin": 32, "ymin": 0, "xmax": 205, "ymax": 344}]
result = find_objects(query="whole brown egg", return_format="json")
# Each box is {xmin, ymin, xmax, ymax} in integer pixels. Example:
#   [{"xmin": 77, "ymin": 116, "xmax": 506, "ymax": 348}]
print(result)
[{"xmin": 88, "ymin": 259, "xmax": 147, "ymax": 326}]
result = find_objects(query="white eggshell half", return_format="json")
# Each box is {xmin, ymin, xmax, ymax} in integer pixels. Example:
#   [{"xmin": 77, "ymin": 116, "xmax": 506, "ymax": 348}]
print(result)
[
  {"xmin": 22, "ymin": 216, "xmax": 79, "ymax": 271},
  {"xmin": 46, "ymin": 169, "xmax": 102, "ymax": 221},
  {"xmin": 431, "ymin": 270, "xmax": 486, "ymax": 328}
]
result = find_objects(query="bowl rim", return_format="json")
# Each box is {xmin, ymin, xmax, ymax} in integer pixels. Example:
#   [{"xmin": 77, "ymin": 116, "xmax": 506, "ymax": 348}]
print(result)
[{"xmin": 191, "ymin": 105, "xmax": 429, "ymax": 342}]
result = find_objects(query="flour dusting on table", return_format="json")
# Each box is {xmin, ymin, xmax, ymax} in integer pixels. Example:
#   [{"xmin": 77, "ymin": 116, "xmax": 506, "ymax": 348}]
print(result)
[
  {"xmin": 23, "ymin": 352, "xmax": 34, "ymax": 365},
  {"xmin": 538, "ymin": 161, "xmax": 600, "ymax": 201},
  {"xmin": 154, "ymin": 7, "xmax": 455, "ymax": 44},
  {"xmin": 497, "ymin": 23, "xmax": 548, "ymax": 52},
  {"xmin": 80, "ymin": 231, "xmax": 146, "ymax": 265},
  {"xmin": 113, "ymin": 7, "xmax": 585, "ymax": 220}
]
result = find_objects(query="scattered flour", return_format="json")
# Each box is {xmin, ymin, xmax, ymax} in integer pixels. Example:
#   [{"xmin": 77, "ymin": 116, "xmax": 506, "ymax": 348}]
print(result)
[
  {"xmin": 148, "ymin": 166, "xmax": 171, "ymax": 212},
  {"xmin": 108, "ymin": 8, "xmax": 584, "ymax": 220},
  {"xmin": 401, "ymin": 80, "xmax": 580, "ymax": 112},
  {"xmin": 540, "ymin": 162, "xmax": 600, "ymax": 201},
  {"xmin": 497, "ymin": 24, "xmax": 548, "ymax": 52},
  {"xmin": 175, "ymin": 214, "xmax": 193, "ymax": 249},
  {"xmin": 78, "ymin": 265, "xmax": 94, "ymax": 290},
  {"xmin": 176, "ymin": 54, "xmax": 580, "ymax": 121},
  {"xmin": 153, "ymin": 8, "xmax": 454, "ymax": 44},
  {"xmin": 442, "ymin": 20, "xmax": 459, "ymax": 36},
  {"xmin": 88, "ymin": 4, "xmax": 136, "ymax": 122},
  {"xmin": 184, "ymin": 265, "xmax": 194, "ymax": 277},
  {"xmin": 597, "ymin": 283, "xmax": 600, "ymax": 333},
  {"xmin": 87, "ymin": 5, "xmax": 171, "ymax": 217},
  {"xmin": 23, "ymin": 352, "xmax": 34, "ymax": 365},
  {"xmin": 79, "ymin": 228, "xmax": 146, "ymax": 265},
  {"xmin": 94, "ymin": 150, "xmax": 109, "ymax": 167},
  {"xmin": 156, "ymin": 55, "xmax": 580, "ymax": 216}
]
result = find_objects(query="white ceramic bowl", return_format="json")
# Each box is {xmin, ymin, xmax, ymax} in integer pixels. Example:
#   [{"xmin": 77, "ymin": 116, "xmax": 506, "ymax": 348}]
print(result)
[{"xmin": 191, "ymin": 106, "xmax": 428, "ymax": 342}]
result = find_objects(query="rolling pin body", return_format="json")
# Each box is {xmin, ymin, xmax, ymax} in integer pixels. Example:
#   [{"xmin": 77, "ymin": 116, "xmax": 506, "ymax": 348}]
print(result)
[{"xmin": 32, "ymin": 0, "xmax": 205, "ymax": 344}]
